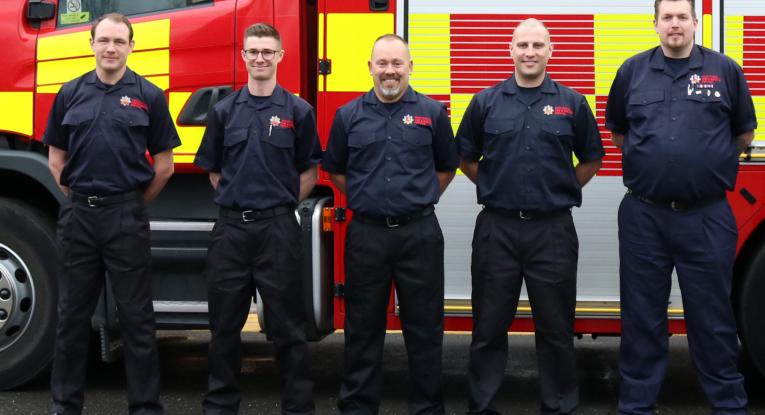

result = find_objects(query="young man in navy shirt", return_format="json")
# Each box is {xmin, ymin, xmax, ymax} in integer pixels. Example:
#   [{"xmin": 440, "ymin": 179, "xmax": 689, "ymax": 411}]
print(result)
[{"xmin": 195, "ymin": 23, "xmax": 320, "ymax": 414}]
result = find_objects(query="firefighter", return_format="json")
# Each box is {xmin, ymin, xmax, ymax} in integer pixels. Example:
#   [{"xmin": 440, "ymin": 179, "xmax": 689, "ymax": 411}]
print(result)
[
  {"xmin": 44, "ymin": 13, "xmax": 179, "ymax": 415},
  {"xmin": 456, "ymin": 19, "xmax": 604, "ymax": 414},
  {"xmin": 194, "ymin": 23, "xmax": 320, "ymax": 414},
  {"xmin": 322, "ymin": 34, "xmax": 458, "ymax": 414},
  {"xmin": 605, "ymin": 1, "xmax": 756, "ymax": 414}
]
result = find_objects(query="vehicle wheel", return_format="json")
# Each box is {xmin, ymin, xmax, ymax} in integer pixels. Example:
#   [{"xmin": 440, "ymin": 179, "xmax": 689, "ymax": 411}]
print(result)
[
  {"xmin": 0, "ymin": 197, "xmax": 58, "ymax": 390},
  {"xmin": 737, "ymin": 244, "xmax": 765, "ymax": 379}
]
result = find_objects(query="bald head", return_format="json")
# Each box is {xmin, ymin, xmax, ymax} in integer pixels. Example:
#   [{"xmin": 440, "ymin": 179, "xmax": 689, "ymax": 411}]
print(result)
[
  {"xmin": 510, "ymin": 18, "xmax": 553, "ymax": 87},
  {"xmin": 370, "ymin": 34, "xmax": 411, "ymax": 60},
  {"xmin": 512, "ymin": 18, "xmax": 551, "ymax": 46}
]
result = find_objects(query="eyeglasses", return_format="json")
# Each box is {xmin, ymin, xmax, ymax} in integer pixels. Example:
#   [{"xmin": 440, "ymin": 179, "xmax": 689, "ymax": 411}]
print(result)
[{"xmin": 243, "ymin": 48, "xmax": 278, "ymax": 60}]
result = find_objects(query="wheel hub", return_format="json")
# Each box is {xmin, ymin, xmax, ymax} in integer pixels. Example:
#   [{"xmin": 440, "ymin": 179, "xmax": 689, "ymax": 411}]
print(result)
[{"xmin": 0, "ymin": 243, "xmax": 36, "ymax": 352}]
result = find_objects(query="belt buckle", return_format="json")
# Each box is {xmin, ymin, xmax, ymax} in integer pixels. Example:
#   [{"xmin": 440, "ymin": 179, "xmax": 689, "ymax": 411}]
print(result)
[
  {"xmin": 87, "ymin": 196, "xmax": 98, "ymax": 208},
  {"xmin": 670, "ymin": 201, "xmax": 683, "ymax": 212},
  {"xmin": 385, "ymin": 217, "xmax": 400, "ymax": 229},
  {"xmin": 519, "ymin": 210, "xmax": 531, "ymax": 220},
  {"xmin": 241, "ymin": 210, "xmax": 255, "ymax": 223}
]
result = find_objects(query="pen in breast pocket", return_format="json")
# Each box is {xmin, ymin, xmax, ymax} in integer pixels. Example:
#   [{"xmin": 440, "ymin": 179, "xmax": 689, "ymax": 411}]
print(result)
[{"xmin": 269, "ymin": 125, "xmax": 272, "ymax": 136}]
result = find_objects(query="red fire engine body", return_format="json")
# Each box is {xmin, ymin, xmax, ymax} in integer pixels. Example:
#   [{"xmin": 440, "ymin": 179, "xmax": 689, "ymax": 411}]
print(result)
[{"xmin": 0, "ymin": 0, "xmax": 763, "ymax": 390}]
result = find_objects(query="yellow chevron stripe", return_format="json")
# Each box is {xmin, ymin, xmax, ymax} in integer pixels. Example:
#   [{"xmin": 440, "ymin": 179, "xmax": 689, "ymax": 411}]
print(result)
[
  {"xmin": 37, "ymin": 19, "xmax": 170, "ymax": 61},
  {"xmin": 0, "ymin": 92, "xmax": 34, "ymax": 137}
]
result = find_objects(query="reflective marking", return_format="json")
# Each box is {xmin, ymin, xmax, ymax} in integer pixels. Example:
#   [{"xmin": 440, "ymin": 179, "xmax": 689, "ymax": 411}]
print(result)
[
  {"xmin": 150, "ymin": 221, "xmax": 214, "ymax": 232},
  {"xmin": 0, "ymin": 92, "xmax": 33, "ymax": 136},
  {"xmin": 168, "ymin": 92, "xmax": 205, "ymax": 164},
  {"xmin": 326, "ymin": 13, "xmax": 394, "ymax": 92}
]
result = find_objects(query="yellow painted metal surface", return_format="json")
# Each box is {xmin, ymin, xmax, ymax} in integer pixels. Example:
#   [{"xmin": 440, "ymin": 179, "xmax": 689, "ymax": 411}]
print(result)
[
  {"xmin": 169, "ymin": 92, "xmax": 205, "ymax": 164},
  {"xmin": 593, "ymin": 14, "xmax": 655, "ymax": 95},
  {"xmin": 703, "ymin": 14, "xmax": 713, "ymax": 48},
  {"xmin": 326, "ymin": 13, "xmax": 394, "ymax": 92},
  {"xmin": 409, "ymin": 14, "xmax": 451, "ymax": 95},
  {"xmin": 0, "ymin": 92, "xmax": 34, "ymax": 137}
]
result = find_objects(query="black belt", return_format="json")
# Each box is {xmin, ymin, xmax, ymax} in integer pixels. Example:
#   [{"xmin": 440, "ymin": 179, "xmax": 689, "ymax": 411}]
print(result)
[
  {"xmin": 220, "ymin": 205, "xmax": 294, "ymax": 223},
  {"xmin": 352, "ymin": 205, "xmax": 435, "ymax": 229},
  {"xmin": 485, "ymin": 207, "xmax": 570, "ymax": 220},
  {"xmin": 626, "ymin": 189, "xmax": 725, "ymax": 212},
  {"xmin": 71, "ymin": 190, "xmax": 139, "ymax": 207}
]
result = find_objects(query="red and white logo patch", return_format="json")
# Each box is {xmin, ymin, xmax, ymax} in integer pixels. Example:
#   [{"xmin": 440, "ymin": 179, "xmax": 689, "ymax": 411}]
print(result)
[
  {"xmin": 119, "ymin": 95, "xmax": 148, "ymax": 111},
  {"xmin": 414, "ymin": 116, "xmax": 432, "ymax": 126},
  {"xmin": 543, "ymin": 105, "xmax": 572, "ymax": 116}
]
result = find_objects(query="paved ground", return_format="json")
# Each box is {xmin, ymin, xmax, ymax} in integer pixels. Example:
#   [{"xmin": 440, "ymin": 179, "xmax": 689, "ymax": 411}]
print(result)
[{"xmin": 2, "ymin": 329, "xmax": 763, "ymax": 414}]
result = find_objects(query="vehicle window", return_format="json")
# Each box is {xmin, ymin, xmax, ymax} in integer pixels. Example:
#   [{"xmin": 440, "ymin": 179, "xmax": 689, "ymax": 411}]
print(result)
[{"xmin": 57, "ymin": 0, "xmax": 212, "ymax": 27}]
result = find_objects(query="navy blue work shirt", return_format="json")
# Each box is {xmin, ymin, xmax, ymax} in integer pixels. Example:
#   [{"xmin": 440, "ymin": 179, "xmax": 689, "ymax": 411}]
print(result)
[
  {"xmin": 322, "ymin": 87, "xmax": 459, "ymax": 216},
  {"xmin": 194, "ymin": 84, "xmax": 321, "ymax": 210},
  {"xmin": 457, "ymin": 75, "xmax": 604, "ymax": 211},
  {"xmin": 43, "ymin": 68, "xmax": 181, "ymax": 195},
  {"xmin": 606, "ymin": 45, "xmax": 757, "ymax": 202}
]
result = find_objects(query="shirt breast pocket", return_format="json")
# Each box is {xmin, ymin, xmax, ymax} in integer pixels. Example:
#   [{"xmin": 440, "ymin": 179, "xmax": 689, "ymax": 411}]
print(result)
[
  {"xmin": 403, "ymin": 126, "xmax": 433, "ymax": 169},
  {"xmin": 482, "ymin": 118, "xmax": 515, "ymax": 160},
  {"xmin": 261, "ymin": 127, "xmax": 296, "ymax": 149},
  {"xmin": 627, "ymin": 90, "xmax": 665, "ymax": 132},
  {"xmin": 348, "ymin": 129, "xmax": 383, "ymax": 173},
  {"xmin": 540, "ymin": 120, "xmax": 575, "ymax": 152},
  {"xmin": 62, "ymin": 108, "xmax": 95, "ymax": 137},
  {"xmin": 222, "ymin": 127, "xmax": 249, "ymax": 169},
  {"xmin": 112, "ymin": 110, "xmax": 150, "ymax": 150},
  {"xmin": 684, "ymin": 94, "xmax": 728, "ymax": 130}
]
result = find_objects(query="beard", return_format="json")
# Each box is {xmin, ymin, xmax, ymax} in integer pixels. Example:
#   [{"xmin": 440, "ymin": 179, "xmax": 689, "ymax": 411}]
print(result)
[{"xmin": 378, "ymin": 77, "xmax": 402, "ymax": 98}]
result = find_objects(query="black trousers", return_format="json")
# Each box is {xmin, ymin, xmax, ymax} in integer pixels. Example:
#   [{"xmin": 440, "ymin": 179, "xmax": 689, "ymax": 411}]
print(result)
[
  {"xmin": 338, "ymin": 213, "xmax": 445, "ymax": 415},
  {"xmin": 202, "ymin": 212, "xmax": 314, "ymax": 415},
  {"xmin": 50, "ymin": 197, "xmax": 162, "ymax": 415},
  {"xmin": 468, "ymin": 209, "xmax": 579, "ymax": 415}
]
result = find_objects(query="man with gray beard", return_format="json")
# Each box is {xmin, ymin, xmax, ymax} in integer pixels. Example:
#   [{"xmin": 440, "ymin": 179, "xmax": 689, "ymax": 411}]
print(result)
[{"xmin": 323, "ymin": 34, "xmax": 459, "ymax": 414}]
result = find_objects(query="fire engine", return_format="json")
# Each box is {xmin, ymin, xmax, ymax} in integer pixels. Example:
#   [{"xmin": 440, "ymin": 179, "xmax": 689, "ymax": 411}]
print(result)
[{"xmin": 0, "ymin": 0, "xmax": 764, "ymax": 390}]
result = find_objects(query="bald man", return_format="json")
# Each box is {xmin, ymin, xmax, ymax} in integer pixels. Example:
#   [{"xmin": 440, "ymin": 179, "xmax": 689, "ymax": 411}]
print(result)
[{"xmin": 456, "ymin": 19, "xmax": 604, "ymax": 414}]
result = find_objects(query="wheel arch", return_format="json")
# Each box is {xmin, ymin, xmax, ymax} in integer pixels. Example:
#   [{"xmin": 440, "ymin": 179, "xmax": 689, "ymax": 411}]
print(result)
[{"xmin": 0, "ymin": 149, "xmax": 63, "ymax": 217}]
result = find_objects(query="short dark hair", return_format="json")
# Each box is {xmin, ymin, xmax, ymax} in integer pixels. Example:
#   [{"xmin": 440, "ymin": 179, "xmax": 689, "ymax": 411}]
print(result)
[
  {"xmin": 243, "ymin": 23, "xmax": 281, "ymax": 46},
  {"xmin": 654, "ymin": 0, "xmax": 696, "ymax": 20},
  {"xmin": 91, "ymin": 13, "xmax": 133, "ymax": 41}
]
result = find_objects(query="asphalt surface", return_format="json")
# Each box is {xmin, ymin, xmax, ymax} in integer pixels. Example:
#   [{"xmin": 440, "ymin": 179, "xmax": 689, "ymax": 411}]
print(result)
[{"xmin": 2, "ymin": 331, "xmax": 764, "ymax": 414}]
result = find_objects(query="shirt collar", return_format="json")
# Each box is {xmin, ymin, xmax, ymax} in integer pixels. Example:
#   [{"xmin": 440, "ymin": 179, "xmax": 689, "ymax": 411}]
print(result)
[
  {"xmin": 501, "ymin": 74, "xmax": 556, "ymax": 95},
  {"xmin": 84, "ymin": 67, "xmax": 137, "ymax": 87},
  {"xmin": 235, "ymin": 83, "xmax": 287, "ymax": 107},
  {"xmin": 362, "ymin": 86, "xmax": 417, "ymax": 105},
  {"xmin": 649, "ymin": 44, "xmax": 703, "ymax": 71}
]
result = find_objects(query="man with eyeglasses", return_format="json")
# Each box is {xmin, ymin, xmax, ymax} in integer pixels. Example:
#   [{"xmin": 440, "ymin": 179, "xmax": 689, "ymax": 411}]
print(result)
[
  {"xmin": 194, "ymin": 22, "xmax": 320, "ymax": 414},
  {"xmin": 323, "ymin": 34, "xmax": 458, "ymax": 414},
  {"xmin": 43, "ymin": 13, "xmax": 179, "ymax": 415}
]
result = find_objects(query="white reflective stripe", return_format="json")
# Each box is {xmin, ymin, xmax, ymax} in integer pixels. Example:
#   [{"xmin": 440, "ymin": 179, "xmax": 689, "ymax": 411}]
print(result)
[
  {"xmin": 152, "ymin": 301, "xmax": 257, "ymax": 313},
  {"xmin": 150, "ymin": 221, "xmax": 214, "ymax": 232}
]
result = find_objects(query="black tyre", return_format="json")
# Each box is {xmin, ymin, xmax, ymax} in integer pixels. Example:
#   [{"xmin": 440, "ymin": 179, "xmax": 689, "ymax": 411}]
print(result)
[
  {"xmin": 0, "ymin": 197, "xmax": 58, "ymax": 390},
  {"xmin": 737, "ymin": 244, "xmax": 765, "ymax": 379}
]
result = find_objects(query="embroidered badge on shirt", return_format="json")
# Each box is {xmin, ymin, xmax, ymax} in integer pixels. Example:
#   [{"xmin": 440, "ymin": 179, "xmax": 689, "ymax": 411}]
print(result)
[
  {"xmin": 270, "ymin": 116, "xmax": 281, "ymax": 127},
  {"xmin": 119, "ymin": 95, "xmax": 149, "ymax": 111},
  {"xmin": 402, "ymin": 114, "xmax": 414, "ymax": 125},
  {"xmin": 414, "ymin": 116, "xmax": 432, "ymax": 126},
  {"xmin": 554, "ymin": 106, "xmax": 573, "ymax": 116},
  {"xmin": 687, "ymin": 73, "xmax": 722, "ymax": 98},
  {"xmin": 543, "ymin": 105, "xmax": 554, "ymax": 116}
]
